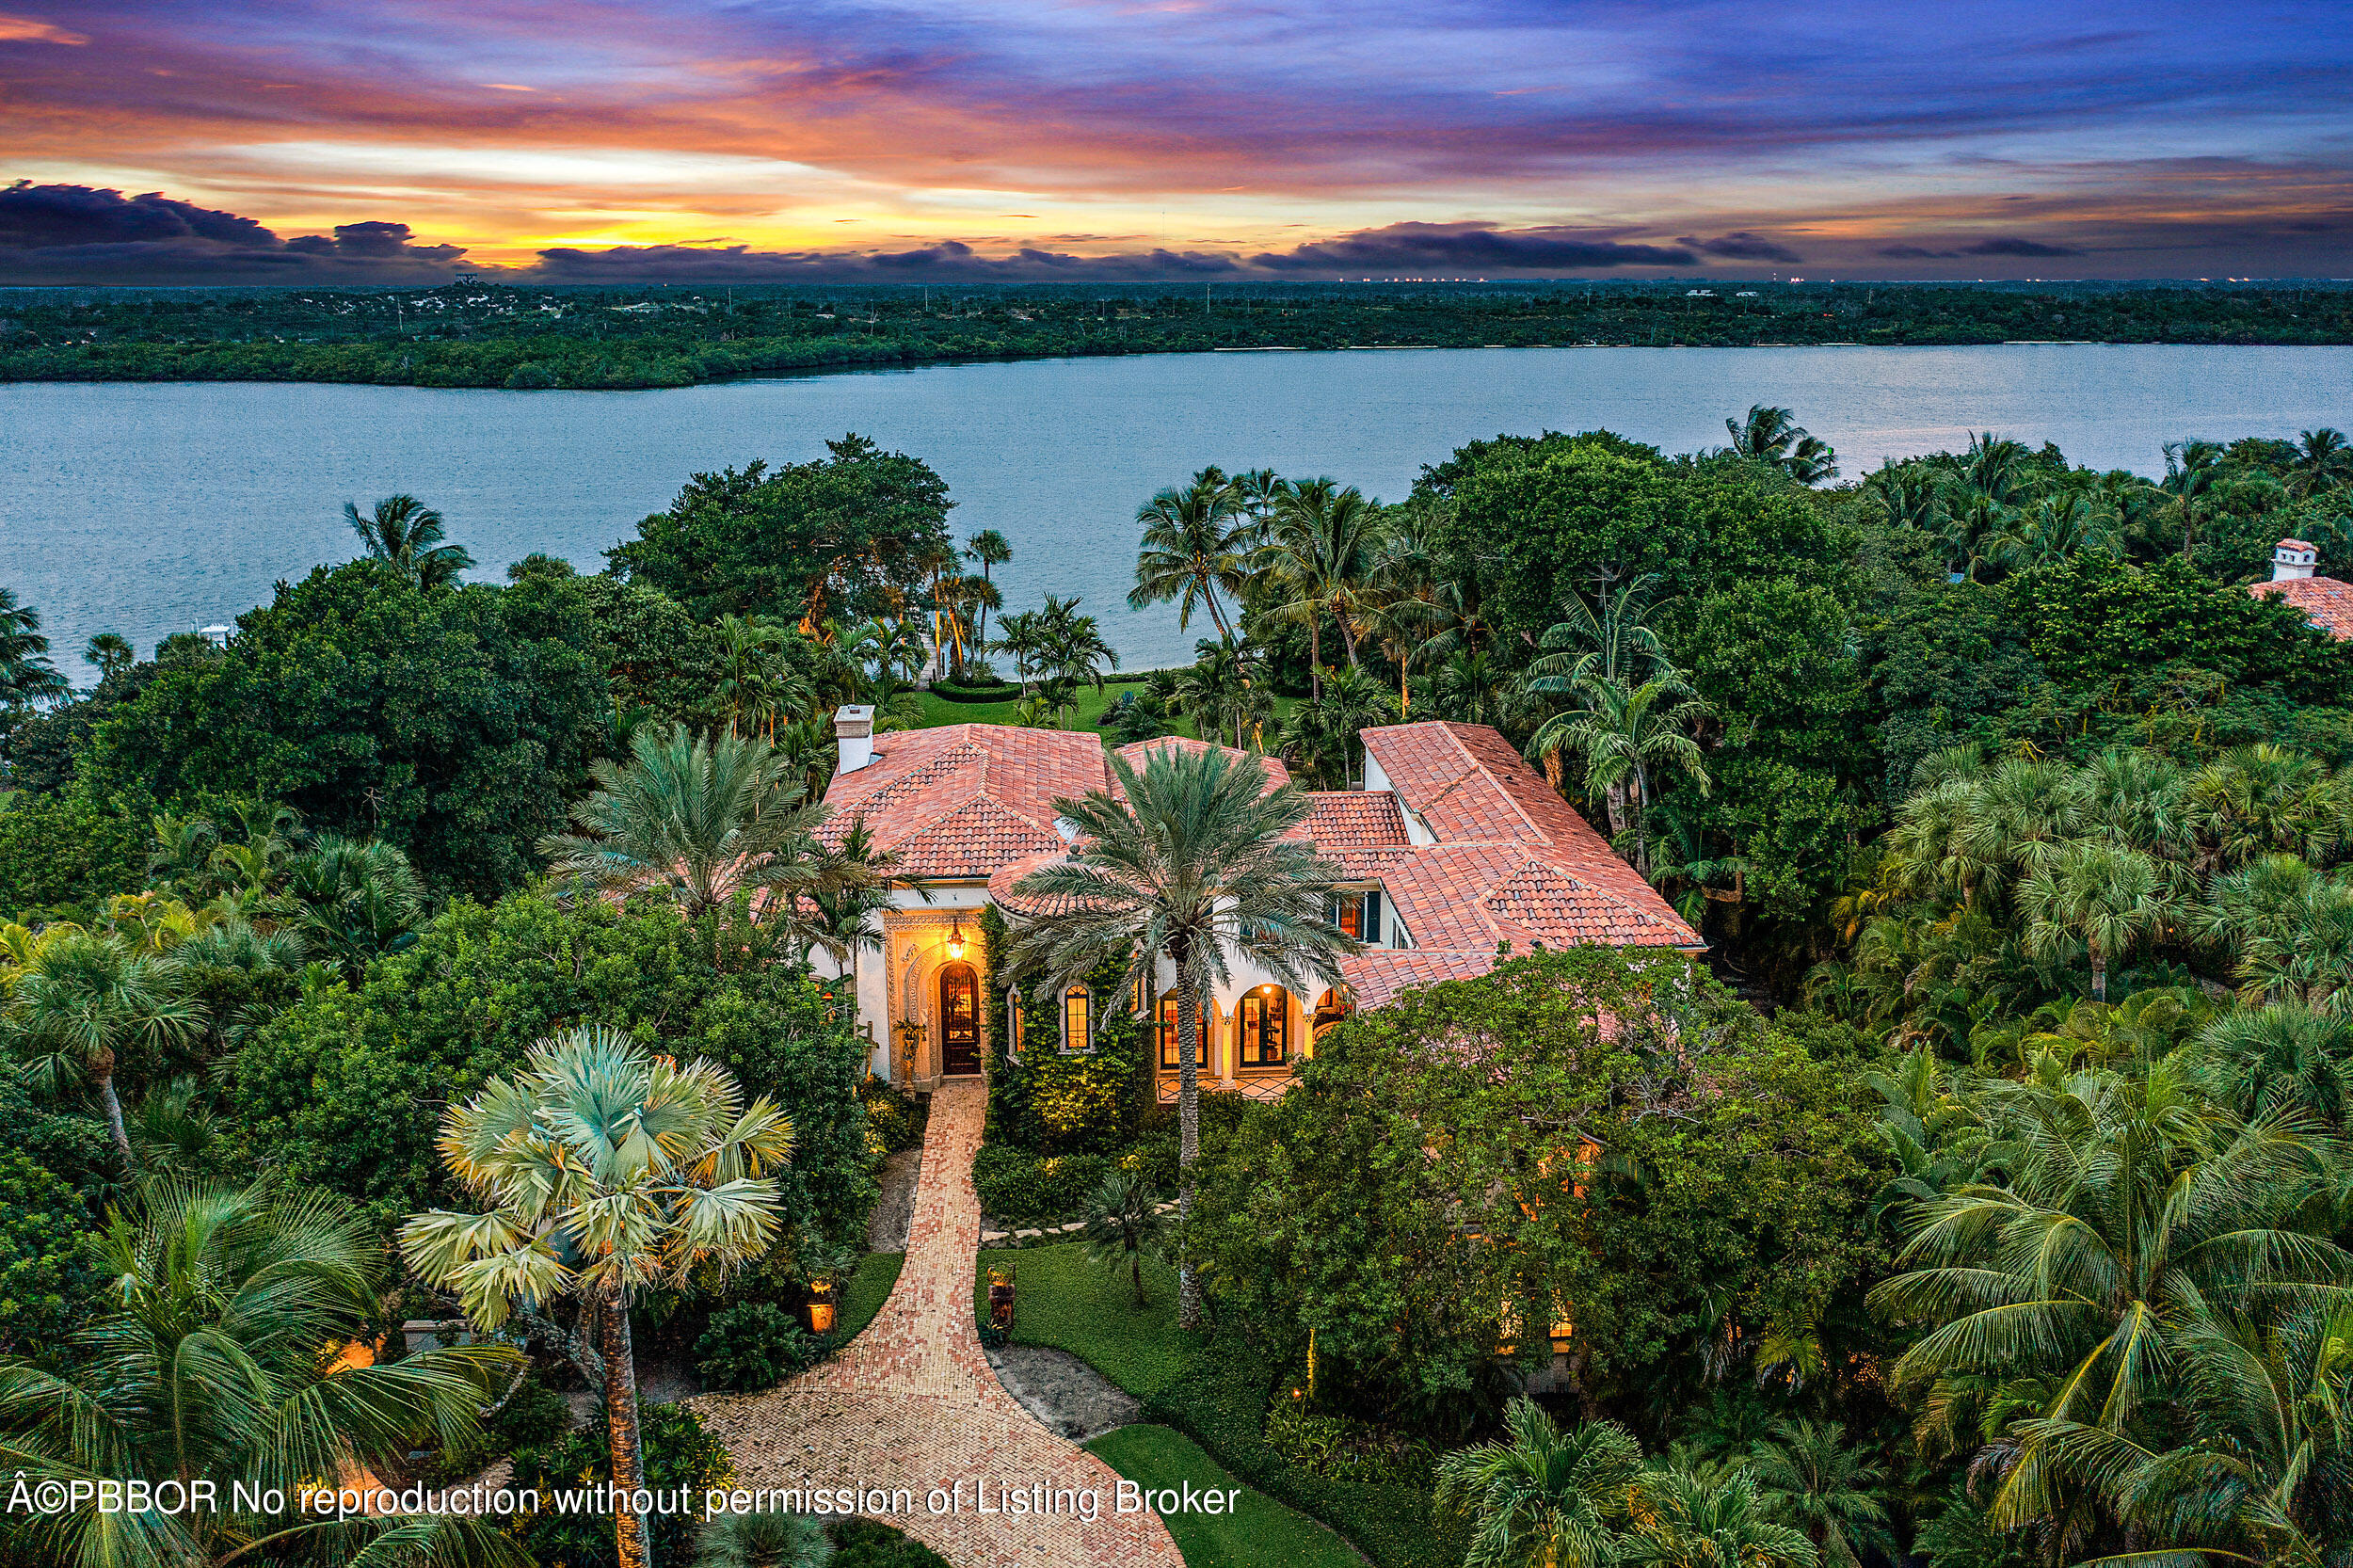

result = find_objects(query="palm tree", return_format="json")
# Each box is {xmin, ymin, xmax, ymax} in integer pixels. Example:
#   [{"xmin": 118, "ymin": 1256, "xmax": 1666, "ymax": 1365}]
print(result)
[
  {"xmin": 1279, "ymin": 663, "xmax": 1397, "ymax": 788},
  {"xmin": 1008, "ymin": 745, "xmax": 1349, "ymax": 1329},
  {"xmin": 992, "ymin": 609, "xmax": 1048, "ymax": 696},
  {"xmin": 1039, "ymin": 593, "xmax": 1119, "ymax": 696},
  {"xmin": 402, "ymin": 1027, "xmax": 793, "ymax": 1568},
  {"xmin": 539, "ymin": 723, "xmax": 854, "ymax": 952},
  {"xmin": 1523, "ymin": 576, "xmax": 1676, "ymax": 697},
  {"xmin": 1629, "ymin": 1463, "xmax": 1819, "ymax": 1568},
  {"xmin": 1130, "ymin": 467, "xmax": 1251, "ymax": 638},
  {"xmin": 716, "ymin": 615, "xmax": 786, "ymax": 736},
  {"xmin": 0, "ymin": 1177, "xmax": 521, "ymax": 1568},
  {"xmin": 1257, "ymin": 478, "xmax": 1379, "ymax": 699},
  {"xmin": 2157, "ymin": 439, "xmax": 2229, "ymax": 559},
  {"xmin": 1868, "ymin": 1064, "xmax": 2351, "ymax": 1544},
  {"xmin": 1529, "ymin": 674, "xmax": 1710, "ymax": 873},
  {"xmin": 1746, "ymin": 1419, "xmax": 1891, "ymax": 1568},
  {"xmin": 1434, "ymin": 1400, "xmax": 1642, "ymax": 1568},
  {"xmin": 2287, "ymin": 427, "xmax": 2351, "ymax": 500},
  {"xmin": 278, "ymin": 835, "xmax": 428, "ymax": 977},
  {"xmin": 693, "ymin": 1509, "xmax": 834, "ymax": 1568},
  {"xmin": 1726, "ymin": 406, "xmax": 1838, "ymax": 484},
  {"xmin": 82, "ymin": 631, "xmax": 135, "ymax": 679},
  {"xmin": 2017, "ymin": 839, "xmax": 2173, "ymax": 1003},
  {"xmin": 5, "ymin": 929, "xmax": 200, "ymax": 1168},
  {"xmin": 1172, "ymin": 636, "xmax": 1268, "ymax": 748},
  {"xmin": 344, "ymin": 493, "xmax": 474, "ymax": 587},
  {"xmin": 2186, "ymin": 1003, "xmax": 2353, "ymax": 1124},
  {"xmin": 1082, "ymin": 1166, "xmax": 1168, "ymax": 1306},
  {"xmin": 0, "ymin": 586, "xmax": 67, "ymax": 713}
]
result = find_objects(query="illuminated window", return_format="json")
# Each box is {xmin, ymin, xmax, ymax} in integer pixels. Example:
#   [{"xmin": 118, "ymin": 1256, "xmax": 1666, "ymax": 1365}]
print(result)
[
  {"xmin": 1062, "ymin": 984, "xmax": 1092, "ymax": 1052},
  {"xmin": 1240, "ymin": 985, "xmax": 1290, "ymax": 1066},
  {"xmin": 1329, "ymin": 891, "xmax": 1381, "ymax": 944},
  {"xmin": 1158, "ymin": 993, "xmax": 1209, "ymax": 1071}
]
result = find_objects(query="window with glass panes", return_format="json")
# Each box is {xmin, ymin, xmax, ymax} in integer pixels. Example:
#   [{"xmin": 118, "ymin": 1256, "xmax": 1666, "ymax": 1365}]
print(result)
[
  {"xmin": 1061, "ymin": 984, "xmax": 1091, "ymax": 1052},
  {"xmin": 1239, "ymin": 985, "xmax": 1290, "ymax": 1066}
]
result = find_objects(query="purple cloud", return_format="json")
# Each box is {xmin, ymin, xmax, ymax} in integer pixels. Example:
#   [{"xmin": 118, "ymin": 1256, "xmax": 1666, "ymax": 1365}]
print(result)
[{"xmin": 0, "ymin": 182, "xmax": 466, "ymax": 281}]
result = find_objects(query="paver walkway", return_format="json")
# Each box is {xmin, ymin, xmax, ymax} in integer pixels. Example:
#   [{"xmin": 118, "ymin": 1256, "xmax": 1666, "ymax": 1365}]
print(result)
[{"xmin": 691, "ymin": 1079, "xmax": 1185, "ymax": 1567}]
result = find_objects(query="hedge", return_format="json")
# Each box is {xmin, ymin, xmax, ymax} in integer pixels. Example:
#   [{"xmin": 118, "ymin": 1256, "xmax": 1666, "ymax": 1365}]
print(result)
[
  {"xmin": 927, "ymin": 680, "xmax": 1022, "ymax": 704},
  {"xmin": 971, "ymin": 1144, "xmax": 1113, "ymax": 1228},
  {"xmin": 1142, "ymin": 1337, "xmax": 1466, "ymax": 1568}
]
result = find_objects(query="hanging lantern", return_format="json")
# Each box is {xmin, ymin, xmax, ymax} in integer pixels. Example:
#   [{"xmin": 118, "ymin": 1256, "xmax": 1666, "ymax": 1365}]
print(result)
[
  {"xmin": 946, "ymin": 915, "xmax": 966, "ymax": 961},
  {"xmin": 808, "ymin": 1275, "xmax": 838, "ymax": 1336}
]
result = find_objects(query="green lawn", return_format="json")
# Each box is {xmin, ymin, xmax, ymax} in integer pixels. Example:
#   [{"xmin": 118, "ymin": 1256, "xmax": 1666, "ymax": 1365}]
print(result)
[
  {"xmin": 1086, "ymin": 1424, "xmax": 1363, "ymax": 1568},
  {"xmin": 972, "ymin": 1240, "xmax": 1196, "ymax": 1398},
  {"xmin": 833, "ymin": 1250, "xmax": 904, "ymax": 1349}
]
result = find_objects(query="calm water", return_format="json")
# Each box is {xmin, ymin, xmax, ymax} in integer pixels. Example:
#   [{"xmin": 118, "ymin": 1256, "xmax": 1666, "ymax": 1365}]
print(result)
[{"xmin": 3, "ymin": 345, "xmax": 2347, "ymax": 674}]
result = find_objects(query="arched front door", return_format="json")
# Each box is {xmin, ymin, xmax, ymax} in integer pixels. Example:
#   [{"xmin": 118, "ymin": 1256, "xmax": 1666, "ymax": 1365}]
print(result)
[{"xmin": 939, "ymin": 963, "xmax": 982, "ymax": 1077}]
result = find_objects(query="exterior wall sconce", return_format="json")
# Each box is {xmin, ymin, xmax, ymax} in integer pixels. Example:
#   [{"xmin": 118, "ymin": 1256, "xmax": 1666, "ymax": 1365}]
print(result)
[{"xmin": 946, "ymin": 915, "xmax": 966, "ymax": 961}]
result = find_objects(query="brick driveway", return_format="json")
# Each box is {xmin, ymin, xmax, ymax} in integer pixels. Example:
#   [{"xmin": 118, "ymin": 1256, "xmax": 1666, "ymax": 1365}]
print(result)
[{"xmin": 691, "ymin": 1078, "xmax": 1185, "ymax": 1567}]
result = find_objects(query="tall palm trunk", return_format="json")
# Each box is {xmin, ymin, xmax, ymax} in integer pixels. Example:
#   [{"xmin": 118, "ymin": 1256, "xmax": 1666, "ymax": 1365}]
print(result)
[
  {"xmin": 93, "ymin": 1050, "xmax": 135, "ymax": 1171},
  {"xmin": 2090, "ymin": 942, "xmax": 2109, "ymax": 1004},
  {"xmin": 600, "ymin": 1282, "xmax": 654, "ymax": 1568},
  {"xmin": 1306, "ymin": 616, "xmax": 1322, "ymax": 702},
  {"xmin": 1174, "ymin": 942, "xmax": 1204, "ymax": 1332}
]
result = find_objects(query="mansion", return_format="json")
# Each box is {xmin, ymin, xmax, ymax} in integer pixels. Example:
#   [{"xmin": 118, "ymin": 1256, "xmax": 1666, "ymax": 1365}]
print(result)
[{"xmin": 815, "ymin": 705, "xmax": 1702, "ymax": 1097}]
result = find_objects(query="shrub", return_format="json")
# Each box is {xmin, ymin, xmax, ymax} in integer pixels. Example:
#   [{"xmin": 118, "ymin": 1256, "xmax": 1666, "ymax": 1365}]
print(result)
[
  {"xmin": 695, "ymin": 1302, "xmax": 822, "ymax": 1392},
  {"xmin": 0, "ymin": 1146, "xmax": 96, "ymax": 1354},
  {"xmin": 859, "ymin": 1075, "xmax": 926, "ymax": 1155},
  {"xmin": 424, "ymin": 1373, "xmax": 576, "ymax": 1483},
  {"xmin": 929, "ymin": 680, "xmax": 1021, "ymax": 704},
  {"xmin": 832, "ymin": 1517, "xmax": 952, "ymax": 1568},
  {"xmin": 510, "ymin": 1401, "xmax": 731, "ymax": 1568},
  {"xmin": 0, "ymin": 788, "xmax": 152, "ymax": 921},
  {"xmin": 971, "ymin": 1144, "xmax": 1113, "ymax": 1229},
  {"xmin": 1264, "ymin": 1394, "xmax": 1436, "ymax": 1489}
]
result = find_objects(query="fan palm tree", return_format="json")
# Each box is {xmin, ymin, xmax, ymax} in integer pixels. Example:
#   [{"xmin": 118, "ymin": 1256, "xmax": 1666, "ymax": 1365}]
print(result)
[
  {"xmin": 1746, "ymin": 1420, "xmax": 1891, "ymax": 1568},
  {"xmin": 2017, "ymin": 839, "xmax": 2173, "ymax": 1003},
  {"xmin": 402, "ymin": 1027, "xmax": 793, "ymax": 1568},
  {"xmin": 82, "ymin": 631, "xmax": 135, "ymax": 679},
  {"xmin": 1082, "ymin": 1167, "xmax": 1169, "ymax": 1306},
  {"xmin": 2196, "ymin": 854, "xmax": 2353, "ymax": 1009},
  {"xmin": 1868, "ymin": 1063, "xmax": 2351, "ymax": 1544},
  {"xmin": 0, "ymin": 1177, "xmax": 522, "ymax": 1568},
  {"xmin": 1257, "ymin": 478, "xmax": 1380, "ymax": 699},
  {"xmin": 344, "ymin": 493, "xmax": 474, "ymax": 588},
  {"xmin": 0, "ymin": 585, "xmax": 67, "ymax": 712},
  {"xmin": 1130, "ymin": 467, "xmax": 1250, "ymax": 639},
  {"xmin": 1007, "ymin": 745, "xmax": 1349, "ymax": 1329},
  {"xmin": 5, "ymin": 929, "xmax": 200, "ymax": 1168},
  {"xmin": 539, "ymin": 723, "xmax": 856, "ymax": 952},
  {"xmin": 2185, "ymin": 1002, "xmax": 2353, "ymax": 1124},
  {"xmin": 1629, "ymin": 1463, "xmax": 1819, "ymax": 1568},
  {"xmin": 278, "ymin": 835, "xmax": 428, "ymax": 977},
  {"xmin": 1434, "ymin": 1400, "xmax": 1642, "ymax": 1568}
]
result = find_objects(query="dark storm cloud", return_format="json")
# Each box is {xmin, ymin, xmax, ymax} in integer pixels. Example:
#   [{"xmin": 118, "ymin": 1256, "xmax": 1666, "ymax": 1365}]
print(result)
[
  {"xmin": 0, "ymin": 183, "xmax": 468, "ymax": 282},
  {"xmin": 1873, "ymin": 234, "xmax": 2084, "ymax": 259},
  {"xmin": 1674, "ymin": 231, "xmax": 1805, "ymax": 263},
  {"xmin": 1246, "ymin": 222, "xmax": 1696, "ymax": 273}
]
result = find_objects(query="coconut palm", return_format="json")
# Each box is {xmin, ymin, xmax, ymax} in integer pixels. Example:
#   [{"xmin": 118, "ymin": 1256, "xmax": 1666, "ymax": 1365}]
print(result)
[
  {"xmin": 1528, "ymin": 673, "xmax": 1709, "ymax": 874},
  {"xmin": 82, "ymin": 631, "xmax": 135, "ymax": 679},
  {"xmin": 1746, "ymin": 1420, "xmax": 1891, "ymax": 1568},
  {"xmin": 992, "ymin": 610, "xmax": 1048, "ymax": 696},
  {"xmin": 1172, "ymin": 636, "xmax": 1269, "ymax": 749},
  {"xmin": 1629, "ymin": 1463, "xmax": 1819, "ymax": 1568},
  {"xmin": 2157, "ymin": 439, "xmax": 2229, "ymax": 559},
  {"xmin": 402, "ymin": 1027, "xmax": 793, "ymax": 1568},
  {"xmin": 0, "ymin": 1176, "xmax": 522, "ymax": 1568},
  {"xmin": 344, "ymin": 492, "xmax": 474, "ymax": 588},
  {"xmin": 1726, "ymin": 406, "xmax": 1838, "ymax": 484},
  {"xmin": 2287, "ymin": 427, "xmax": 2352, "ymax": 499},
  {"xmin": 1039, "ymin": 593, "xmax": 1119, "ymax": 695},
  {"xmin": 1130, "ymin": 467, "xmax": 1250, "ymax": 638},
  {"xmin": 5, "ymin": 929, "xmax": 201, "ymax": 1168},
  {"xmin": 693, "ymin": 1508, "xmax": 834, "ymax": 1568},
  {"xmin": 538, "ymin": 723, "xmax": 854, "ymax": 952},
  {"xmin": 2017, "ymin": 839, "xmax": 2173, "ymax": 1003},
  {"xmin": 0, "ymin": 585, "xmax": 67, "ymax": 712},
  {"xmin": 1867, "ymin": 1063, "xmax": 2351, "ymax": 1544},
  {"xmin": 1434, "ymin": 1400, "xmax": 1642, "ymax": 1568},
  {"xmin": 1278, "ymin": 663, "xmax": 1397, "ymax": 788},
  {"xmin": 1082, "ymin": 1166, "xmax": 1169, "ymax": 1306},
  {"xmin": 1007, "ymin": 744, "xmax": 1349, "ymax": 1329},
  {"xmin": 1256, "ymin": 478, "xmax": 1380, "ymax": 698}
]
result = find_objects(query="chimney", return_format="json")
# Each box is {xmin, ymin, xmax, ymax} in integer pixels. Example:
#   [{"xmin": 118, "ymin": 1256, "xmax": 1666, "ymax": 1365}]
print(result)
[
  {"xmin": 833, "ymin": 704, "xmax": 875, "ymax": 775},
  {"xmin": 2274, "ymin": 538, "xmax": 2319, "ymax": 583}
]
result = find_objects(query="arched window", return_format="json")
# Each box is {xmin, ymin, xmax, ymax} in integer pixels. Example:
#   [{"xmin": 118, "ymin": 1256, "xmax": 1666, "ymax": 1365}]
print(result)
[
  {"xmin": 1006, "ymin": 985, "xmax": 1024, "ymax": 1061},
  {"xmin": 1239, "ymin": 984, "xmax": 1291, "ymax": 1067},
  {"xmin": 1062, "ymin": 984, "xmax": 1092, "ymax": 1053},
  {"xmin": 1157, "ymin": 992, "xmax": 1211, "ymax": 1072}
]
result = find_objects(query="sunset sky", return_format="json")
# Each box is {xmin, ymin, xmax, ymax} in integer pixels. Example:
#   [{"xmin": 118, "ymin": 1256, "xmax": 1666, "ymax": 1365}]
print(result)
[{"xmin": 3, "ymin": 0, "xmax": 2348, "ymax": 282}]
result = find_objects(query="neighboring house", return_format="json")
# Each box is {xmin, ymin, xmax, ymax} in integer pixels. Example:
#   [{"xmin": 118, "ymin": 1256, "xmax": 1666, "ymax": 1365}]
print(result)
[
  {"xmin": 2252, "ymin": 536, "xmax": 2353, "ymax": 638},
  {"xmin": 814, "ymin": 705, "xmax": 1702, "ymax": 1098}
]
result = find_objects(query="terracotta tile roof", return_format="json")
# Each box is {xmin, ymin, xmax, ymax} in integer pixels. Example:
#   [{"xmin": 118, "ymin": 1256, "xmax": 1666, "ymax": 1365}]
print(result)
[
  {"xmin": 1296, "ymin": 792, "xmax": 1411, "ymax": 852},
  {"xmin": 821, "ymin": 724, "xmax": 1111, "ymax": 878},
  {"xmin": 2253, "ymin": 577, "xmax": 2353, "ymax": 640},
  {"xmin": 1113, "ymin": 736, "xmax": 1291, "ymax": 792},
  {"xmin": 1339, "ymin": 950, "xmax": 1499, "ymax": 1010},
  {"xmin": 1377, "ymin": 843, "xmax": 1695, "ymax": 951},
  {"xmin": 1359, "ymin": 721, "xmax": 1699, "ymax": 944}
]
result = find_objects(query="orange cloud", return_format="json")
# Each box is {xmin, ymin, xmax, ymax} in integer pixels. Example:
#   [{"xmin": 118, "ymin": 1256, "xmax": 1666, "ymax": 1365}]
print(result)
[{"xmin": 0, "ymin": 11, "xmax": 86, "ymax": 43}]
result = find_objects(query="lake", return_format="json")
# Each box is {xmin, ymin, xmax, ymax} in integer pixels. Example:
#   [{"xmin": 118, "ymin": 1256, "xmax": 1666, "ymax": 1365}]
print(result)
[{"xmin": 3, "ymin": 344, "xmax": 2348, "ymax": 675}]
